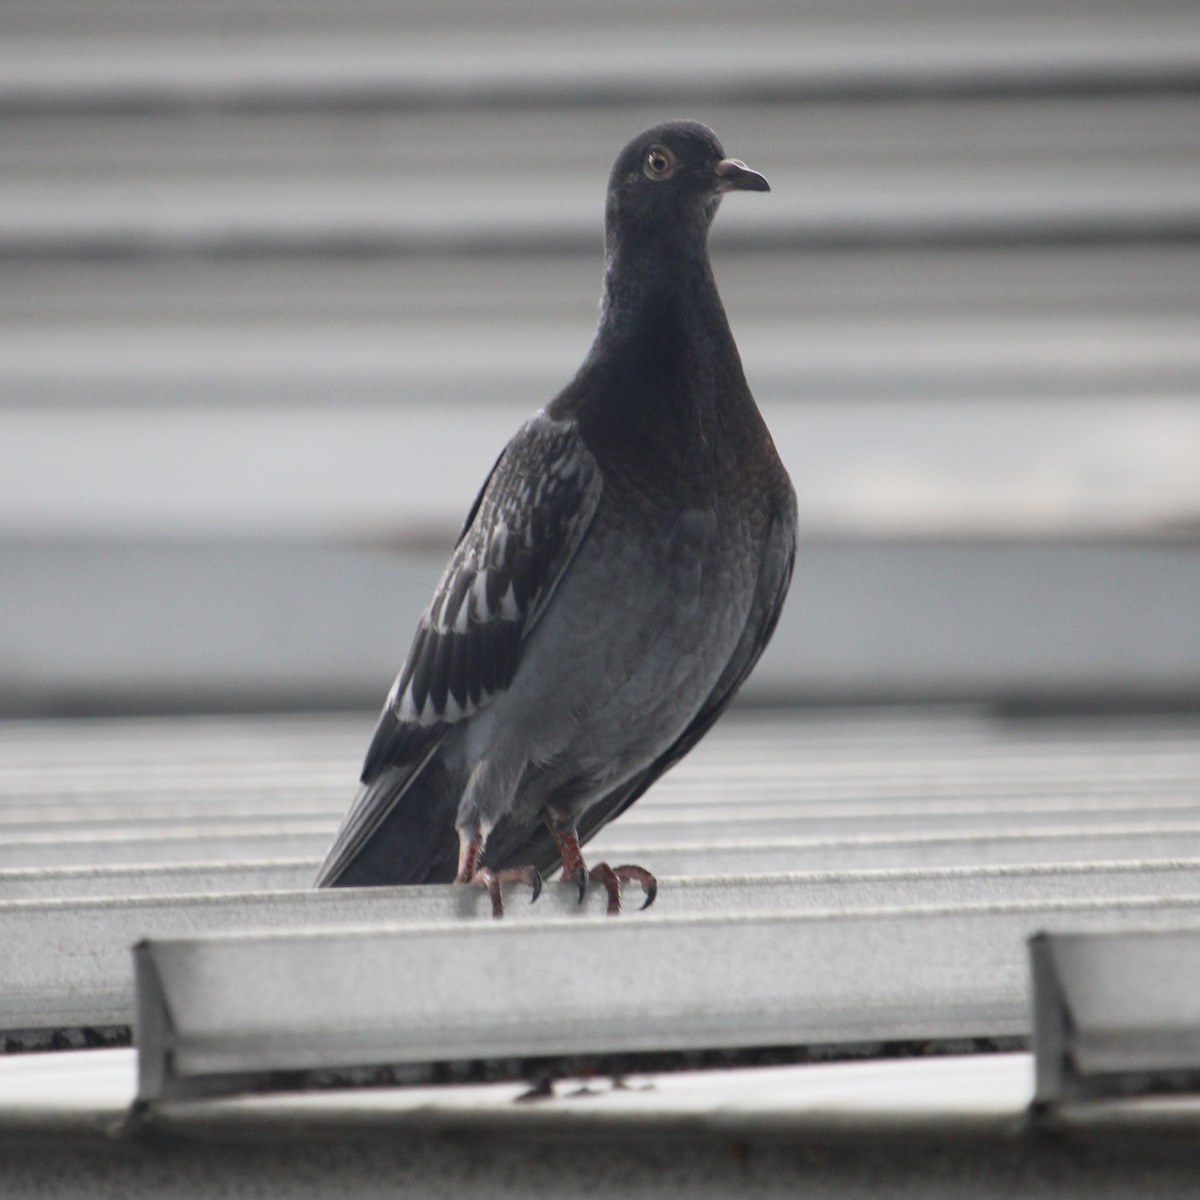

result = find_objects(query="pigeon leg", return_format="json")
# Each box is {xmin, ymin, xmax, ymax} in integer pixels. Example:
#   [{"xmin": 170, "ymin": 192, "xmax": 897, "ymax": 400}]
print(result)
[
  {"xmin": 545, "ymin": 809, "xmax": 589, "ymax": 901},
  {"xmin": 543, "ymin": 809, "xmax": 657, "ymax": 914},
  {"xmin": 455, "ymin": 830, "xmax": 542, "ymax": 918}
]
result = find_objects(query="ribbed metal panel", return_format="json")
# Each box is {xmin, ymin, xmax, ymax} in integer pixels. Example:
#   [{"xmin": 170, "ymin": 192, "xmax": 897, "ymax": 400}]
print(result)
[
  {"xmin": 5, "ymin": 1045, "xmax": 1200, "ymax": 1199},
  {"xmin": 2, "ymin": 709, "xmax": 1200, "ymax": 1050},
  {"xmin": 1031, "ymin": 928, "xmax": 1200, "ymax": 1106},
  {"xmin": 3, "ymin": 0, "xmax": 1198, "ymax": 714},
  {"xmin": 5, "ymin": 710, "xmax": 1200, "ymax": 872}
]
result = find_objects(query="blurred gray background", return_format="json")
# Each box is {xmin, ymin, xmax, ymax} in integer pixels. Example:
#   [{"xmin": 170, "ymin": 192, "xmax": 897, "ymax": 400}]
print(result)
[{"xmin": 2, "ymin": 0, "xmax": 1198, "ymax": 716}]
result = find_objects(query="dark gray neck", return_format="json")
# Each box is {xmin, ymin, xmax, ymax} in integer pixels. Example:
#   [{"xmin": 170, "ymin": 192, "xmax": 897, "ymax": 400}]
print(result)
[
  {"xmin": 554, "ymin": 219, "xmax": 760, "ymax": 478},
  {"xmin": 589, "ymin": 220, "xmax": 741, "ymax": 377}
]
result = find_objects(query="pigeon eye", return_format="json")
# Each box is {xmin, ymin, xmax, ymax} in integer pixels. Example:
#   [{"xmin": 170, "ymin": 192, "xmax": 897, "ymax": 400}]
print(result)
[{"xmin": 644, "ymin": 146, "xmax": 675, "ymax": 179}]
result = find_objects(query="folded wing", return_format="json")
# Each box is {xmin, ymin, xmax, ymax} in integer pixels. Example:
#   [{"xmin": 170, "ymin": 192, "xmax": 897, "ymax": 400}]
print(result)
[{"xmin": 314, "ymin": 413, "xmax": 603, "ymax": 886}]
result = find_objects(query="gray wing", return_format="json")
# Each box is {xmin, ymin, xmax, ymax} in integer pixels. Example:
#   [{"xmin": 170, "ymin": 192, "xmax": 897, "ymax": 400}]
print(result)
[
  {"xmin": 485, "ymin": 483, "xmax": 798, "ymax": 874},
  {"xmin": 314, "ymin": 412, "xmax": 603, "ymax": 887}
]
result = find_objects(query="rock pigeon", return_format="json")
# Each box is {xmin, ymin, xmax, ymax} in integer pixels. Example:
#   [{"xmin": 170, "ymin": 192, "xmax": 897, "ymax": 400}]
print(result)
[{"xmin": 315, "ymin": 120, "xmax": 797, "ymax": 915}]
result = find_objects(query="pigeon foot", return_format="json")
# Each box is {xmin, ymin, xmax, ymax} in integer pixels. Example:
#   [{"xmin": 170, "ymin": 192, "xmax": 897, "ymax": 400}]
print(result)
[
  {"xmin": 583, "ymin": 862, "xmax": 657, "ymax": 914},
  {"xmin": 546, "ymin": 809, "xmax": 657, "ymax": 915},
  {"xmin": 471, "ymin": 865, "xmax": 543, "ymax": 918},
  {"xmin": 456, "ymin": 831, "xmax": 542, "ymax": 917}
]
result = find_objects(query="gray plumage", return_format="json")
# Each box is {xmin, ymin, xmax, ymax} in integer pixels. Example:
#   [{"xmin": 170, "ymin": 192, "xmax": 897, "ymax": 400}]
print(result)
[{"xmin": 315, "ymin": 120, "xmax": 797, "ymax": 892}]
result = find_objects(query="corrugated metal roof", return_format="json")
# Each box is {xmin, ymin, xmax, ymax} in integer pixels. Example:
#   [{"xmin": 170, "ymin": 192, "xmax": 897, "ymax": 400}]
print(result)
[
  {"xmin": 3, "ymin": 0, "xmax": 1200, "ymax": 1191},
  {"xmin": 2, "ymin": 0, "xmax": 1199, "ymax": 718},
  {"xmin": 4, "ymin": 707, "xmax": 1200, "ymax": 1049},
  {"xmin": 4, "ymin": 708, "xmax": 1200, "ymax": 1189}
]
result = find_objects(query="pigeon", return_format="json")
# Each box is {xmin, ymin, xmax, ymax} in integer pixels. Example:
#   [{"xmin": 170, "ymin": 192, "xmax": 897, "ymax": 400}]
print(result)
[{"xmin": 315, "ymin": 120, "xmax": 797, "ymax": 915}]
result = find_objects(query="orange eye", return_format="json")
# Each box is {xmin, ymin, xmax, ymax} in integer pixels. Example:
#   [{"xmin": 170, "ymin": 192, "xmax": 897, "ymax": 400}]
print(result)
[{"xmin": 644, "ymin": 146, "xmax": 675, "ymax": 179}]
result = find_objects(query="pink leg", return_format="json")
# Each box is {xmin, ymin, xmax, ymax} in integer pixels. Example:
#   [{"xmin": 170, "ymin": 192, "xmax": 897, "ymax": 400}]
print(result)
[
  {"xmin": 544, "ymin": 809, "xmax": 657, "ymax": 914},
  {"xmin": 455, "ymin": 829, "xmax": 542, "ymax": 918},
  {"xmin": 545, "ymin": 808, "xmax": 590, "ymax": 900}
]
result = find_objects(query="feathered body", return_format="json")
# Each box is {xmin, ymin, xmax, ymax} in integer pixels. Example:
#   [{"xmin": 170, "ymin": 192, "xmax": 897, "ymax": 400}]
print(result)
[{"xmin": 316, "ymin": 121, "xmax": 796, "ymax": 892}]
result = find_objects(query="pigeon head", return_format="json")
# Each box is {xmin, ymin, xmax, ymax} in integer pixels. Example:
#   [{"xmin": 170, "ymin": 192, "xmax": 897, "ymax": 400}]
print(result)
[{"xmin": 604, "ymin": 121, "xmax": 769, "ymax": 252}]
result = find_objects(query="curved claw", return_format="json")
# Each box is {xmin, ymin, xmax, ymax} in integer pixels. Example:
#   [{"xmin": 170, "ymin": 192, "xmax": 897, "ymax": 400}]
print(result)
[
  {"xmin": 528, "ymin": 868, "xmax": 544, "ymax": 904},
  {"xmin": 613, "ymin": 865, "xmax": 657, "ymax": 911},
  {"xmin": 565, "ymin": 864, "xmax": 587, "ymax": 904}
]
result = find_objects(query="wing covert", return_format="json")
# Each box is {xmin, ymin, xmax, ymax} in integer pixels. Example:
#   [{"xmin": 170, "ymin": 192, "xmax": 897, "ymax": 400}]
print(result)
[
  {"xmin": 316, "ymin": 413, "xmax": 602, "ymax": 887},
  {"xmin": 367, "ymin": 412, "xmax": 602, "ymax": 774}
]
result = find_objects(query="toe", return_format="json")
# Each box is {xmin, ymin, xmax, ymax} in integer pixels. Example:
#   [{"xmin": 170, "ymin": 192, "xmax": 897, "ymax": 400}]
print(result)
[
  {"xmin": 613, "ymin": 864, "xmax": 657, "ymax": 910},
  {"xmin": 587, "ymin": 863, "xmax": 623, "ymax": 915}
]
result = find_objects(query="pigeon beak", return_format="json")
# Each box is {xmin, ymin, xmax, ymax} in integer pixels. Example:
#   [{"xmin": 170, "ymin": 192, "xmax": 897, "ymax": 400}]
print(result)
[{"xmin": 714, "ymin": 158, "xmax": 770, "ymax": 193}]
